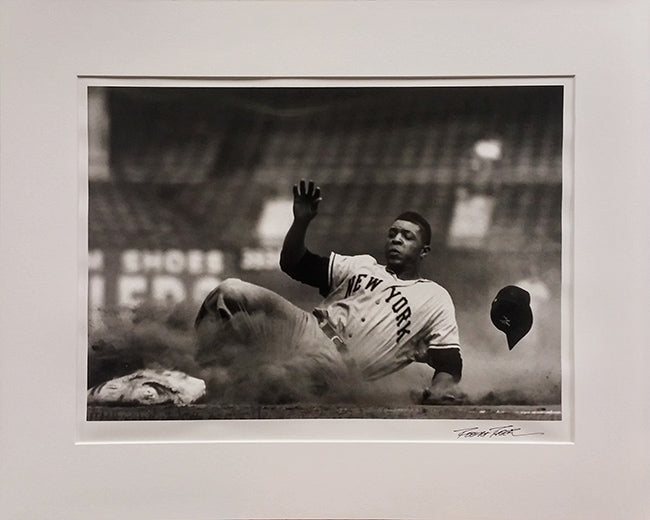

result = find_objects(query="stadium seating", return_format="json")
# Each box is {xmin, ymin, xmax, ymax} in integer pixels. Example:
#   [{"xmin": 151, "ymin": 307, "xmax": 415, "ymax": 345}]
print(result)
[{"xmin": 90, "ymin": 86, "xmax": 564, "ymax": 279}]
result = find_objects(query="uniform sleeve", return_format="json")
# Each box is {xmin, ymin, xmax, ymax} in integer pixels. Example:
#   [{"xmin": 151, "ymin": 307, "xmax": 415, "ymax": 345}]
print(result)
[
  {"xmin": 426, "ymin": 347, "xmax": 462, "ymax": 382},
  {"xmin": 423, "ymin": 290, "xmax": 462, "ymax": 381},
  {"xmin": 288, "ymin": 249, "xmax": 330, "ymax": 296}
]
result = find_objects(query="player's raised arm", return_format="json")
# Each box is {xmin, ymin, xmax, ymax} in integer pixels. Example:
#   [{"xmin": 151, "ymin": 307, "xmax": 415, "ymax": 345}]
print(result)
[
  {"xmin": 280, "ymin": 180, "xmax": 321, "ymax": 271},
  {"xmin": 280, "ymin": 180, "xmax": 329, "ymax": 293}
]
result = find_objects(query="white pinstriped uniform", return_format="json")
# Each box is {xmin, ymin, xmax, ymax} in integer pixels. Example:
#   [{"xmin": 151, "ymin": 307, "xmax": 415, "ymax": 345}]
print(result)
[{"xmin": 314, "ymin": 253, "xmax": 460, "ymax": 380}]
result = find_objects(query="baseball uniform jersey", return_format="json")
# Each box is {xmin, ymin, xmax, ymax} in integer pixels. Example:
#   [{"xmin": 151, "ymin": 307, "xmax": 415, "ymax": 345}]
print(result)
[{"xmin": 313, "ymin": 252, "xmax": 460, "ymax": 380}]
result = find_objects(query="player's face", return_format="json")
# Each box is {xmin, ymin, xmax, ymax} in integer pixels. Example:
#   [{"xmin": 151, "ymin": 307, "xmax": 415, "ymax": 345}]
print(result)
[{"xmin": 384, "ymin": 219, "xmax": 429, "ymax": 274}]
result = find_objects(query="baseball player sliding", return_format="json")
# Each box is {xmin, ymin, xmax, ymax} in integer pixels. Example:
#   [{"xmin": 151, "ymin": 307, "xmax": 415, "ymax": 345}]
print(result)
[{"xmin": 195, "ymin": 180, "xmax": 462, "ymax": 403}]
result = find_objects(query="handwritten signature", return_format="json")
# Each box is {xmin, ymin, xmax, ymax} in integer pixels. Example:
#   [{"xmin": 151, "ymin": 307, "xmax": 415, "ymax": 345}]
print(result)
[{"xmin": 453, "ymin": 425, "xmax": 544, "ymax": 439}]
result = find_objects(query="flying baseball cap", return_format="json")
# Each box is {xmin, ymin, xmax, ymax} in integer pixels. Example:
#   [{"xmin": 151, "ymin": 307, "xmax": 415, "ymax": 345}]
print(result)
[{"xmin": 490, "ymin": 285, "xmax": 533, "ymax": 350}]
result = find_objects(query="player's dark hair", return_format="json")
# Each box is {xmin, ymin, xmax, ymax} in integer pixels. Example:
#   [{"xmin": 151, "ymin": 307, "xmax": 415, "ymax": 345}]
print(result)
[{"xmin": 396, "ymin": 211, "xmax": 432, "ymax": 246}]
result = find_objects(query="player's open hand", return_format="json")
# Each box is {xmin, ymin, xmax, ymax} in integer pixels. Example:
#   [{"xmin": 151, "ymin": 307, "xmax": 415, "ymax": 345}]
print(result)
[
  {"xmin": 292, "ymin": 179, "xmax": 322, "ymax": 222},
  {"xmin": 410, "ymin": 387, "xmax": 468, "ymax": 405},
  {"xmin": 410, "ymin": 372, "xmax": 467, "ymax": 405}
]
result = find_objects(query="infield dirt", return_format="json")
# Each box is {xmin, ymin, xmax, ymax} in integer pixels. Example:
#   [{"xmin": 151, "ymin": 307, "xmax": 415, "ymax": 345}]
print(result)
[{"xmin": 87, "ymin": 403, "xmax": 561, "ymax": 421}]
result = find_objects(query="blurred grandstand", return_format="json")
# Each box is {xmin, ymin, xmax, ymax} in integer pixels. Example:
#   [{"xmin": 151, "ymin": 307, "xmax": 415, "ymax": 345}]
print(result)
[{"xmin": 87, "ymin": 84, "xmax": 563, "ymax": 361}]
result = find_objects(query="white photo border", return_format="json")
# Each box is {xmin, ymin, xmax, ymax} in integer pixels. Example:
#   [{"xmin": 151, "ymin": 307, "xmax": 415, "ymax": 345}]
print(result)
[{"xmin": 77, "ymin": 75, "xmax": 574, "ymax": 445}]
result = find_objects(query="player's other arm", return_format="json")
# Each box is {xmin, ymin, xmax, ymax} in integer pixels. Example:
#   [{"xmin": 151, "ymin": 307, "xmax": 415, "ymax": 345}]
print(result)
[
  {"xmin": 415, "ymin": 347, "xmax": 464, "ymax": 404},
  {"xmin": 280, "ymin": 180, "xmax": 329, "ymax": 294},
  {"xmin": 427, "ymin": 346, "xmax": 462, "ymax": 391},
  {"xmin": 427, "ymin": 347, "xmax": 462, "ymax": 383},
  {"xmin": 414, "ymin": 297, "xmax": 464, "ymax": 403}
]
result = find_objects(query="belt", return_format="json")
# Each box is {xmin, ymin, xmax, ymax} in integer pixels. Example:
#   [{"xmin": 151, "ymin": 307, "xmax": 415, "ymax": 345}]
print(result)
[{"xmin": 313, "ymin": 310, "xmax": 348, "ymax": 354}]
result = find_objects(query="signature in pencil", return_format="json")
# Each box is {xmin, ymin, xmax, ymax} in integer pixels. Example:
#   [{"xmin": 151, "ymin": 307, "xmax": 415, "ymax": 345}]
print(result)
[{"xmin": 453, "ymin": 425, "xmax": 544, "ymax": 439}]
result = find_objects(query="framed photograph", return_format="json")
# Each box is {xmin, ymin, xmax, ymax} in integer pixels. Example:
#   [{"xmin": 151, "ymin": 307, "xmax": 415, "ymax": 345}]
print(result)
[{"xmin": 1, "ymin": 1, "xmax": 648, "ymax": 520}]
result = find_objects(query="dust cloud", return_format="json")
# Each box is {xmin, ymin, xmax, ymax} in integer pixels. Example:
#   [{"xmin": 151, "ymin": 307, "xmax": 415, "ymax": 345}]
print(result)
[{"xmin": 88, "ymin": 294, "xmax": 562, "ymax": 407}]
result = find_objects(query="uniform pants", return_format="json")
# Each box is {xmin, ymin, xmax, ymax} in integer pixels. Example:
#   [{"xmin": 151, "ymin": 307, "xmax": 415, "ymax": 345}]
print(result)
[{"xmin": 195, "ymin": 278, "xmax": 348, "ymax": 380}]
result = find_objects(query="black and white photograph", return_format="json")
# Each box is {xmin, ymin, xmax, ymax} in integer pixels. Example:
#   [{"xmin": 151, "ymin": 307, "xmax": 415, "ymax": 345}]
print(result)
[{"xmin": 85, "ymin": 81, "xmax": 567, "ymax": 422}]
